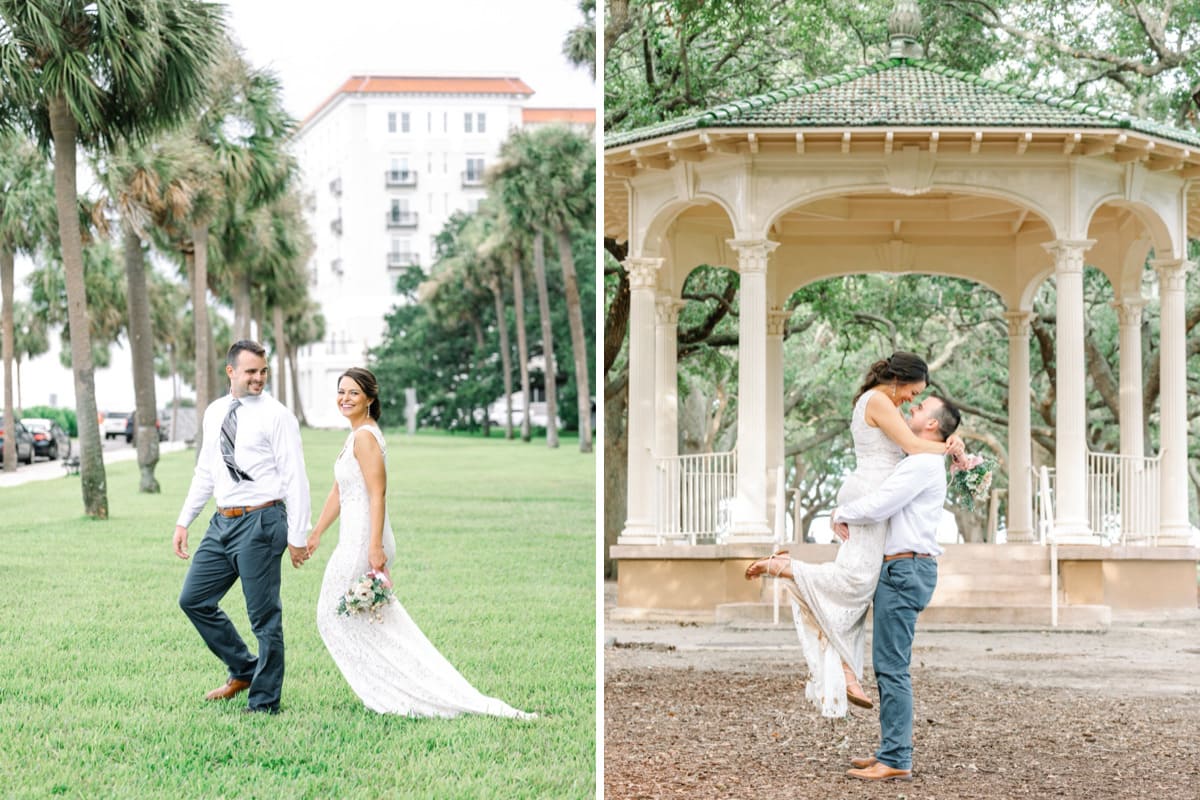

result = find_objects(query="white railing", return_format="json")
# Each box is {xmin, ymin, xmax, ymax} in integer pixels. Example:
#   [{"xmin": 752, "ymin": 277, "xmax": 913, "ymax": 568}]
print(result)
[
  {"xmin": 1031, "ymin": 451, "xmax": 1162, "ymax": 546},
  {"xmin": 655, "ymin": 449, "xmax": 737, "ymax": 544},
  {"xmin": 1037, "ymin": 466, "xmax": 1058, "ymax": 627}
]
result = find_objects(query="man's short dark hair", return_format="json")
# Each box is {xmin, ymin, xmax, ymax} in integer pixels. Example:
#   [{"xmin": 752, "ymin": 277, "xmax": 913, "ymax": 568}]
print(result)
[
  {"xmin": 227, "ymin": 340, "xmax": 266, "ymax": 367},
  {"xmin": 929, "ymin": 394, "xmax": 961, "ymax": 441}
]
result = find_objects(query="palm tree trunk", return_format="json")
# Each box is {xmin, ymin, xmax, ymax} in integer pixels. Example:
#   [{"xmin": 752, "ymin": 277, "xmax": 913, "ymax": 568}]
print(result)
[
  {"xmin": 489, "ymin": 273, "xmax": 514, "ymax": 439},
  {"xmin": 470, "ymin": 317, "xmax": 491, "ymax": 437},
  {"xmin": 189, "ymin": 224, "xmax": 210, "ymax": 450},
  {"xmin": 234, "ymin": 270, "xmax": 252, "ymax": 339},
  {"xmin": 288, "ymin": 343, "xmax": 308, "ymax": 426},
  {"xmin": 50, "ymin": 95, "xmax": 107, "ymax": 518},
  {"xmin": 15, "ymin": 358, "xmax": 22, "ymax": 411},
  {"xmin": 510, "ymin": 251, "xmax": 532, "ymax": 443},
  {"xmin": 122, "ymin": 221, "xmax": 160, "ymax": 492},
  {"xmin": 170, "ymin": 346, "xmax": 180, "ymax": 442},
  {"xmin": 532, "ymin": 231, "xmax": 558, "ymax": 448},
  {"xmin": 555, "ymin": 227, "xmax": 593, "ymax": 453},
  {"xmin": 2, "ymin": 246, "xmax": 16, "ymax": 471},
  {"xmin": 273, "ymin": 304, "xmax": 287, "ymax": 406}
]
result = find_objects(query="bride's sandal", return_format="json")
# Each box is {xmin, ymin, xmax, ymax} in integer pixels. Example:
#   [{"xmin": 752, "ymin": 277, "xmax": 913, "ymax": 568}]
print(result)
[
  {"xmin": 744, "ymin": 550, "xmax": 790, "ymax": 580},
  {"xmin": 843, "ymin": 662, "xmax": 874, "ymax": 709}
]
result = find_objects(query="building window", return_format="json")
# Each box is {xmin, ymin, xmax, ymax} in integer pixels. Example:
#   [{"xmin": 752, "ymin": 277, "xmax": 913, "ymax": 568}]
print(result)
[
  {"xmin": 464, "ymin": 112, "xmax": 473, "ymax": 133},
  {"xmin": 427, "ymin": 111, "xmax": 432, "ymax": 133},
  {"xmin": 477, "ymin": 113, "xmax": 486, "ymax": 133},
  {"xmin": 387, "ymin": 112, "xmax": 396, "ymax": 133},
  {"xmin": 463, "ymin": 157, "xmax": 484, "ymax": 186}
]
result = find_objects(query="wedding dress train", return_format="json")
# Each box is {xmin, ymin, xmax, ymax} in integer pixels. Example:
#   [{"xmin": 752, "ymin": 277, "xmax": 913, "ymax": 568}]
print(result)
[{"xmin": 316, "ymin": 425, "xmax": 533, "ymax": 719}]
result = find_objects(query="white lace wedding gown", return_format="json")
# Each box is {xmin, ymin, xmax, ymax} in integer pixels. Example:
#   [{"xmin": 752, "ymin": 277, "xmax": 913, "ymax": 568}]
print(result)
[
  {"xmin": 781, "ymin": 389, "xmax": 903, "ymax": 717},
  {"xmin": 316, "ymin": 425, "xmax": 534, "ymax": 719}
]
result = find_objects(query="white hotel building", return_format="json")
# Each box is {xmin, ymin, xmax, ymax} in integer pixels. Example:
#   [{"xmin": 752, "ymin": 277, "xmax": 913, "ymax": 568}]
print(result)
[{"xmin": 290, "ymin": 76, "xmax": 593, "ymax": 427}]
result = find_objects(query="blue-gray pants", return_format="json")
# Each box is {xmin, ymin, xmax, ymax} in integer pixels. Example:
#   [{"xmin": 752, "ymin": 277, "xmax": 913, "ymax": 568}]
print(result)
[
  {"xmin": 871, "ymin": 557, "xmax": 938, "ymax": 771},
  {"xmin": 179, "ymin": 503, "xmax": 288, "ymax": 711}
]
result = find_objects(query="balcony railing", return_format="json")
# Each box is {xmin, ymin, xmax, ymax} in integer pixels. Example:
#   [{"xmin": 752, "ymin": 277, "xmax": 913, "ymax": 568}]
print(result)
[
  {"xmin": 385, "ymin": 211, "xmax": 419, "ymax": 229},
  {"xmin": 330, "ymin": 217, "xmax": 343, "ymax": 235},
  {"xmin": 461, "ymin": 171, "xmax": 484, "ymax": 188},
  {"xmin": 1031, "ymin": 451, "xmax": 1162, "ymax": 545},
  {"xmin": 655, "ymin": 449, "xmax": 737, "ymax": 544},
  {"xmin": 386, "ymin": 251, "xmax": 420, "ymax": 268},
  {"xmin": 384, "ymin": 169, "xmax": 417, "ymax": 187}
]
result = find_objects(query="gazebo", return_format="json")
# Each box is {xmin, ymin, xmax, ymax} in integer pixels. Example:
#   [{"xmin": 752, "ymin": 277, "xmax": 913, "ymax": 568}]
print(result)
[{"xmin": 604, "ymin": 2, "xmax": 1199, "ymax": 621}]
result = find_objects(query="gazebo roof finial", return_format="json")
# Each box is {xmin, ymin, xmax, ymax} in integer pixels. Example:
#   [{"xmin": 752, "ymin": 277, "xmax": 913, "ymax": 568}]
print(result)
[{"xmin": 888, "ymin": 0, "xmax": 925, "ymax": 59}]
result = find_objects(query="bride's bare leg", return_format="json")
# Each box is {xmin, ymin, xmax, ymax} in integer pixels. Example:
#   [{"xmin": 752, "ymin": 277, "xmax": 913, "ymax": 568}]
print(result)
[
  {"xmin": 744, "ymin": 552, "xmax": 794, "ymax": 580},
  {"xmin": 843, "ymin": 661, "xmax": 874, "ymax": 709}
]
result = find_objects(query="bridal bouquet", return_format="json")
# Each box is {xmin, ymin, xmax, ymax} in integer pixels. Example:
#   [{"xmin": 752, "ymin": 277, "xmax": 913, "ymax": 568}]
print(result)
[
  {"xmin": 336, "ymin": 570, "xmax": 396, "ymax": 622},
  {"xmin": 949, "ymin": 453, "xmax": 995, "ymax": 511}
]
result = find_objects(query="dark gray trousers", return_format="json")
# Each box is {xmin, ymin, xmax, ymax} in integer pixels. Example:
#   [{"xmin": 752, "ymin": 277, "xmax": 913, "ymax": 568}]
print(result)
[{"xmin": 179, "ymin": 503, "xmax": 288, "ymax": 711}]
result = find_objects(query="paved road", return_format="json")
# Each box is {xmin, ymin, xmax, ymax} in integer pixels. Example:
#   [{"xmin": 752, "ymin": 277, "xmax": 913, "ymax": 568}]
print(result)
[{"xmin": 0, "ymin": 437, "xmax": 188, "ymax": 488}]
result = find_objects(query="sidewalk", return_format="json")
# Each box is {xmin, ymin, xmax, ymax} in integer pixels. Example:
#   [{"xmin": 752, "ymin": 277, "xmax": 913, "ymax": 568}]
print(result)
[{"xmin": 0, "ymin": 441, "xmax": 188, "ymax": 489}]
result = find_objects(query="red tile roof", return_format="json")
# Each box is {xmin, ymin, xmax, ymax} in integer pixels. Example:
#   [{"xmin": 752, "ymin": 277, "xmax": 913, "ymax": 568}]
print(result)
[
  {"xmin": 522, "ymin": 107, "xmax": 596, "ymax": 125},
  {"xmin": 303, "ymin": 75, "xmax": 536, "ymax": 126}
]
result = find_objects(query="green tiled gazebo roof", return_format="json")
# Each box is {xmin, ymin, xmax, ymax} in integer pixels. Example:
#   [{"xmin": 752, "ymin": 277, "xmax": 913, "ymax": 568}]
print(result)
[{"xmin": 605, "ymin": 58, "xmax": 1200, "ymax": 150}]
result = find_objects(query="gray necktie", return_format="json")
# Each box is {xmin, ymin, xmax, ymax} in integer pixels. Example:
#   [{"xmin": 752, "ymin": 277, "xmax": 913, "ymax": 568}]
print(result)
[{"xmin": 220, "ymin": 398, "xmax": 253, "ymax": 482}]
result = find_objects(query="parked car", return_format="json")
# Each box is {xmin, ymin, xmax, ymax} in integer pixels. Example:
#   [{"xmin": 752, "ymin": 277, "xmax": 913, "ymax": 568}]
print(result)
[
  {"xmin": 21, "ymin": 417, "xmax": 71, "ymax": 460},
  {"xmin": 0, "ymin": 417, "xmax": 35, "ymax": 465},
  {"xmin": 100, "ymin": 411, "xmax": 132, "ymax": 440},
  {"xmin": 124, "ymin": 414, "xmax": 167, "ymax": 444}
]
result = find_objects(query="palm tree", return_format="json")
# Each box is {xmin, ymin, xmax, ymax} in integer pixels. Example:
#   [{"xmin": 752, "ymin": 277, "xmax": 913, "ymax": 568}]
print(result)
[
  {"xmin": 11, "ymin": 300, "xmax": 49, "ymax": 411},
  {"xmin": 563, "ymin": 0, "xmax": 597, "ymax": 79},
  {"xmin": 284, "ymin": 299, "xmax": 326, "ymax": 426},
  {"xmin": 492, "ymin": 127, "xmax": 597, "ymax": 451},
  {"xmin": 0, "ymin": 132, "xmax": 54, "ymax": 471},
  {"xmin": 0, "ymin": 0, "xmax": 226, "ymax": 516},
  {"xmin": 476, "ymin": 202, "xmax": 516, "ymax": 439}
]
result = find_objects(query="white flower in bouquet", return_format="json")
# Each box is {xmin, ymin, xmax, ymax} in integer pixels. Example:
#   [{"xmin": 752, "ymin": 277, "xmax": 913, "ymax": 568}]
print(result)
[{"xmin": 337, "ymin": 570, "xmax": 397, "ymax": 622}]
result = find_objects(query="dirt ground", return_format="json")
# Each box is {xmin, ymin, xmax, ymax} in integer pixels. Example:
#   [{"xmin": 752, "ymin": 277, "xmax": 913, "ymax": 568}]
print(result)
[{"xmin": 604, "ymin": 585, "xmax": 1200, "ymax": 799}]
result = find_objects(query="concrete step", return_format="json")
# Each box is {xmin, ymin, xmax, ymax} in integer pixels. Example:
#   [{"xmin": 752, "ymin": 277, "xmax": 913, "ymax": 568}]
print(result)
[
  {"xmin": 929, "ymin": 587, "xmax": 1056, "ymax": 606},
  {"xmin": 933, "ymin": 557, "xmax": 1050, "ymax": 575},
  {"xmin": 934, "ymin": 573, "xmax": 1052, "ymax": 591},
  {"xmin": 717, "ymin": 601, "xmax": 1110, "ymax": 629}
]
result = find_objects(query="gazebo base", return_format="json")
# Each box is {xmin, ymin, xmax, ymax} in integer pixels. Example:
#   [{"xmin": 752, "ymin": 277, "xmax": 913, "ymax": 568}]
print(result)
[{"xmin": 610, "ymin": 543, "xmax": 1199, "ymax": 625}]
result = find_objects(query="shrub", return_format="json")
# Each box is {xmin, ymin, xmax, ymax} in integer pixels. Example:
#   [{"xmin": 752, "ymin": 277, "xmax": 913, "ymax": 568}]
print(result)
[{"xmin": 22, "ymin": 405, "xmax": 78, "ymax": 437}]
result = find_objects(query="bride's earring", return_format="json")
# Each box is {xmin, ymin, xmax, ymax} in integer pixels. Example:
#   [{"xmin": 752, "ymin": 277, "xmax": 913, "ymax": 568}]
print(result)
[{"xmin": 891, "ymin": 384, "xmax": 896, "ymax": 399}]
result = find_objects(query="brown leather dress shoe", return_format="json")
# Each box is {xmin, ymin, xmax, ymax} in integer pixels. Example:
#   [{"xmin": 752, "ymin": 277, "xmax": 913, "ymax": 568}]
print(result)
[
  {"xmin": 849, "ymin": 756, "xmax": 878, "ymax": 769},
  {"xmin": 846, "ymin": 762, "xmax": 912, "ymax": 782},
  {"xmin": 205, "ymin": 678, "xmax": 251, "ymax": 701}
]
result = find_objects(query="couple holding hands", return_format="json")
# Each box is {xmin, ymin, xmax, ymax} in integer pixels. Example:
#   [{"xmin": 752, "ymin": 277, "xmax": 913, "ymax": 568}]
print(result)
[{"xmin": 171, "ymin": 340, "xmax": 532, "ymax": 719}]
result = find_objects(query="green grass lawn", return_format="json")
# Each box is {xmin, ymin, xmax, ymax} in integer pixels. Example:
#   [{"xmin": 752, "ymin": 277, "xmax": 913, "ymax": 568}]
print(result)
[{"xmin": 0, "ymin": 430, "xmax": 596, "ymax": 799}]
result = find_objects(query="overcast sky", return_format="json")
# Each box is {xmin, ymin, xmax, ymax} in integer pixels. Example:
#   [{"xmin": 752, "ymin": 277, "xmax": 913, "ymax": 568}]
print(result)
[{"xmin": 220, "ymin": 0, "xmax": 597, "ymax": 120}]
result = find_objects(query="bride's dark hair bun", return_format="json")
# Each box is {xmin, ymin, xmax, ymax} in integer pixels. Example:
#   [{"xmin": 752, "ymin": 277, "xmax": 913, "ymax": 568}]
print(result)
[
  {"xmin": 339, "ymin": 367, "xmax": 382, "ymax": 421},
  {"xmin": 854, "ymin": 351, "xmax": 930, "ymax": 403}
]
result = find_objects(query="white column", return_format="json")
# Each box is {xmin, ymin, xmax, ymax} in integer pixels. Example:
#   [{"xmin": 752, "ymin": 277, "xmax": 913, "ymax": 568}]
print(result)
[
  {"xmin": 1043, "ymin": 240, "xmax": 1094, "ymax": 543},
  {"xmin": 620, "ymin": 257, "xmax": 663, "ymax": 543},
  {"xmin": 1004, "ymin": 310, "xmax": 1035, "ymax": 543},
  {"xmin": 1152, "ymin": 259, "xmax": 1192, "ymax": 545},
  {"xmin": 654, "ymin": 298, "xmax": 685, "ymax": 459},
  {"xmin": 766, "ymin": 306, "xmax": 790, "ymax": 540},
  {"xmin": 1113, "ymin": 297, "xmax": 1147, "ymax": 539},
  {"xmin": 727, "ymin": 239, "xmax": 777, "ymax": 541}
]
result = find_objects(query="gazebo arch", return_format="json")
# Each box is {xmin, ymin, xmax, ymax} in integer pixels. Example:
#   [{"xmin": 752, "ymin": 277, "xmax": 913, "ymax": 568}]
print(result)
[{"xmin": 606, "ymin": 1, "xmax": 1200, "ymax": 620}]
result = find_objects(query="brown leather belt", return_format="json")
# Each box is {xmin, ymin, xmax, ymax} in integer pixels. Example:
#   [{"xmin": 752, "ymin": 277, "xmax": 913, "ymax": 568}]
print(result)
[
  {"xmin": 883, "ymin": 551, "xmax": 934, "ymax": 562},
  {"xmin": 218, "ymin": 499, "xmax": 282, "ymax": 518}
]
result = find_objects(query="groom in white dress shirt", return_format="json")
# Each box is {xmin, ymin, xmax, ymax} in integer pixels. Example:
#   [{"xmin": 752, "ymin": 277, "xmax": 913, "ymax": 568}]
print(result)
[
  {"xmin": 172, "ymin": 340, "xmax": 311, "ymax": 714},
  {"xmin": 831, "ymin": 394, "xmax": 962, "ymax": 782}
]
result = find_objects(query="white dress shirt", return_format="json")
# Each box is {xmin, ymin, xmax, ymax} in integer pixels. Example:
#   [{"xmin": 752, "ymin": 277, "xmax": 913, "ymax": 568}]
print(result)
[
  {"xmin": 176, "ymin": 392, "xmax": 311, "ymax": 548},
  {"xmin": 833, "ymin": 452, "xmax": 947, "ymax": 557}
]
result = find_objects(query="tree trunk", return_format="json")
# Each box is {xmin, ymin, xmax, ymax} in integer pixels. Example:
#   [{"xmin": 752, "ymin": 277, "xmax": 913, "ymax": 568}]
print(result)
[
  {"xmin": 50, "ymin": 95, "xmax": 107, "ymax": 518},
  {"xmin": 510, "ymin": 251, "xmax": 532, "ymax": 443},
  {"xmin": 190, "ymin": 224, "xmax": 210, "ymax": 450},
  {"xmin": 604, "ymin": 374, "xmax": 629, "ymax": 578},
  {"xmin": 289, "ymin": 343, "xmax": 308, "ymax": 426},
  {"xmin": 489, "ymin": 274, "xmax": 514, "ymax": 440},
  {"xmin": 170, "ymin": 346, "xmax": 180, "ymax": 442},
  {"xmin": 532, "ymin": 232, "xmax": 558, "ymax": 448},
  {"xmin": 15, "ymin": 358, "xmax": 21, "ymax": 411},
  {"xmin": 233, "ymin": 270, "xmax": 252, "ymax": 340},
  {"xmin": 554, "ymin": 227, "xmax": 593, "ymax": 453},
  {"xmin": 2, "ymin": 246, "xmax": 16, "ymax": 471},
  {"xmin": 121, "ymin": 221, "xmax": 160, "ymax": 492},
  {"xmin": 471, "ymin": 317, "xmax": 491, "ymax": 437},
  {"xmin": 273, "ymin": 304, "xmax": 287, "ymax": 406}
]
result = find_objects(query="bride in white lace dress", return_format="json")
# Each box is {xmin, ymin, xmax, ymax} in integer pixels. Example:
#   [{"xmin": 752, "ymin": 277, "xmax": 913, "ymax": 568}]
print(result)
[
  {"xmin": 306, "ymin": 368, "xmax": 533, "ymax": 719},
  {"xmin": 746, "ymin": 354, "xmax": 962, "ymax": 718}
]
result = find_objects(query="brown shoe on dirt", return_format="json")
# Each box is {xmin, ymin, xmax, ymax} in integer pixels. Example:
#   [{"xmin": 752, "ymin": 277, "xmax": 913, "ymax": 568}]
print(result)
[
  {"xmin": 849, "ymin": 756, "xmax": 878, "ymax": 769},
  {"xmin": 205, "ymin": 678, "xmax": 251, "ymax": 701},
  {"xmin": 846, "ymin": 762, "xmax": 912, "ymax": 782}
]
